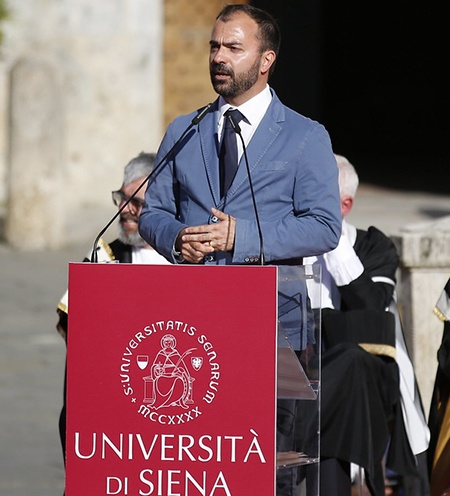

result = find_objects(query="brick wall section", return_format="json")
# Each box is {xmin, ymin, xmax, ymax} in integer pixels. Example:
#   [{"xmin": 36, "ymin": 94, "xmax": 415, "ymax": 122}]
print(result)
[{"xmin": 163, "ymin": 0, "xmax": 246, "ymax": 127}]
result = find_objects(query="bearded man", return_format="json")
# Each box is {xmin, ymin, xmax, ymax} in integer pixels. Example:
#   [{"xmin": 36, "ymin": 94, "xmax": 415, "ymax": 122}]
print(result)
[
  {"xmin": 56, "ymin": 152, "xmax": 170, "ymax": 461},
  {"xmin": 138, "ymin": 5, "xmax": 341, "ymax": 495}
]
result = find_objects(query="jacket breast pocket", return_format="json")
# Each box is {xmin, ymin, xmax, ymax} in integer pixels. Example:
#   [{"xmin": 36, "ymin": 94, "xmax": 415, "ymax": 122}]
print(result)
[{"xmin": 258, "ymin": 161, "xmax": 287, "ymax": 171}]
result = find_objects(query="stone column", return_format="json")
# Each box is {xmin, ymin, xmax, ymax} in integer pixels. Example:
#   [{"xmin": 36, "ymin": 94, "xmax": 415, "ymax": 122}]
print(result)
[
  {"xmin": 6, "ymin": 58, "xmax": 63, "ymax": 250},
  {"xmin": 393, "ymin": 217, "xmax": 450, "ymax": 416}
]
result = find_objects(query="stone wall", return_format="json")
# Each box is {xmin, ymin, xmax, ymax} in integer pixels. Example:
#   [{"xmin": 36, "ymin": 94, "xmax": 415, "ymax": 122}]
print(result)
[
  {"xmin": 164, "ymin": 0, "xmax": 227, "ymax": 126},
  {"xmin": 0, "ymin": 0, "xmax": 164, "ymax": 247},
  {"xmin": 393, "ymin": 217, "xmax": 450, "ymax": 416}
]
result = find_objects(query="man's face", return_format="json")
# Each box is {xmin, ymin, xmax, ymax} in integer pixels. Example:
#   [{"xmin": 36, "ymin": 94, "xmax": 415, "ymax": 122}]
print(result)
[
  {"xmin": 115, "ymin": 177, "xmax": 147, "ymax": 247},
  {"xmin": 209, "ymin": 12, "xmax": 268, "ymax": 105}
]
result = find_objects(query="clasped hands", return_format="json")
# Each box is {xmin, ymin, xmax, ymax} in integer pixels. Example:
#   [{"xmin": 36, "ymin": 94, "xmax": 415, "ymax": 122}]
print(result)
[{"xmin": 175, "ymin": 207, "xmax": 235, "ymax": 263}]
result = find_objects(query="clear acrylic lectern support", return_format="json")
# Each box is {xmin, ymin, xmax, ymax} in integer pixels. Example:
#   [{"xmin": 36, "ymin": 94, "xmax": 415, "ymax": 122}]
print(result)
[{"xmin": 276, "ymin": 264, "xmax": 322, "ymax": 496}]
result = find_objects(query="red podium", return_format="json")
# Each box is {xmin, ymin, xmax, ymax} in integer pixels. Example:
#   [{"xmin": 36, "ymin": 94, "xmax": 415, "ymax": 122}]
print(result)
[
  {"xmin": 65, "ymin": 263, "xmax": 321, "ymax": 495},
  {"xmin": 66, "ymin": 264, "xmax": 279, "ymax": 495}
]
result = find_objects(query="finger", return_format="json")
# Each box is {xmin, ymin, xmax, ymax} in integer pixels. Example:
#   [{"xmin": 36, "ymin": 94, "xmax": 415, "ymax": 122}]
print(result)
[
  {"xmin": 183, "ymin": 245, "xmax": 204, "ymax": 263},
  {"xmin": 182, "ymin": 233, "xmax": 212, "ymax": 243},
  {"xmin": 191, "ymin": 241, "xmax": 214, "ymax": 254},
  {"xmin": 184, "ymin": 225, "xmax": 210, "ymax": 235},
  {"xmin": 211, "ymin": 207, "xmax": 228, "ymax": 221}
]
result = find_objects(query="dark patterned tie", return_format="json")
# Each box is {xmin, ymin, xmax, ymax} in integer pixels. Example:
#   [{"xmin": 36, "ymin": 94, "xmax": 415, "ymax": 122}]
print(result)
[{"xmin": 219, "ymin": 109, "xmax": 243, "ymax": 197}]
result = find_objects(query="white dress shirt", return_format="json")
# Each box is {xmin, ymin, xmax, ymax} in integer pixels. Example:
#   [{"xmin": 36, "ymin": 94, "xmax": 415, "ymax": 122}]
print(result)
[{"xmin": 217, "ymin": 85, "xmax": 272, "ymax": 161}]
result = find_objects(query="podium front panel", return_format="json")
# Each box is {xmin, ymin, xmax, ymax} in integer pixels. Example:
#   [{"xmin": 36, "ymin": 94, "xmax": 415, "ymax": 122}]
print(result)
[{"xmin": 65, "ymin": 263, "xmax": 278, "ymax": 495}]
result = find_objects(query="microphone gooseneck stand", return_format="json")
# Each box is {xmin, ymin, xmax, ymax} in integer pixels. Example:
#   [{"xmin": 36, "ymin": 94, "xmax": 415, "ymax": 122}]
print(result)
[{"xmin": 227, "ymin": 112, "xmax": 265, "ymax": 265}]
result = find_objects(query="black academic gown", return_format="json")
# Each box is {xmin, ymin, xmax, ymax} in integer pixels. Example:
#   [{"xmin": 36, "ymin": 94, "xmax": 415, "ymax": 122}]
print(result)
[{"xmin": 319, "ymin": 227, "xmax": 418, "ymax": 496}]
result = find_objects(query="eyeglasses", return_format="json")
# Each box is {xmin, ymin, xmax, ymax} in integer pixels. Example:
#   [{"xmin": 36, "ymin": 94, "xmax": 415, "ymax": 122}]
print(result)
[{"xmin": 111, "ymin": 190, "xmax": 145, "ymax": 210}]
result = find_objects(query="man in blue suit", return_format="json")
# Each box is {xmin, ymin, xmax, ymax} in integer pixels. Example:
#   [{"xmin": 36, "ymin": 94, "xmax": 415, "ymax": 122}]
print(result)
[
  {"xmin": 139, "ymin": 4, "xmax": 341, "ymax": 268},
  {"xmin": 139, "ymin": 4, "xmax": 341, "ymax": 495}
]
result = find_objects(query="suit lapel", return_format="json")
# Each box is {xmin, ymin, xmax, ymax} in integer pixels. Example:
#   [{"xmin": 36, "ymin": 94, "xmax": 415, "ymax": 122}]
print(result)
[
  {"xmin": 197, "ymin": 93, "xmax": 285, "ymax": 203},
  {"xmin": 229, "ymin": 96, "xmax": 284, "ymax": 196}
]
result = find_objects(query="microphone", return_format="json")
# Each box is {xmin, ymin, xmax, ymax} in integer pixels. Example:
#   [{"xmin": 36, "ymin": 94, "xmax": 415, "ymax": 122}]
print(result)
[
  {"xmin": 90, "ymin": 102, "xmax": 213, "ymax": 262},
  {"xmin": 227, "ymin": 112, "xmax": 265, "ymax": 266}
]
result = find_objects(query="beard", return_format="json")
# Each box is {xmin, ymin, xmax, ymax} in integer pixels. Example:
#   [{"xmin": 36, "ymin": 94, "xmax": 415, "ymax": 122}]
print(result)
[
  {"xmin": 210, "ymin": 56, "xmax": 261, "ymax": 99},
  {"xmin": 117, "ymin": 215, "xmax": 147, "ymax": 248}
]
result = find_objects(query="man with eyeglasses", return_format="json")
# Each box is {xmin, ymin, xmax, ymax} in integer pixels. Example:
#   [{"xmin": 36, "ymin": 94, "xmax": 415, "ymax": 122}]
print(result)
[
  {"xmin": 55, "ymin": 152, "xmax": 170, "ymax": 463},
  {"xmin": 108, "ymin": 152, "xmax": 173, "ymax": 264}
]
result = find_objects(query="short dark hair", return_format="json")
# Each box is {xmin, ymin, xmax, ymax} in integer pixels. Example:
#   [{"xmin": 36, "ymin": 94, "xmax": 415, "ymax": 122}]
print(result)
[{"xmin": 217, "ymin": 4, "xmax": 281, "ymax": 76}]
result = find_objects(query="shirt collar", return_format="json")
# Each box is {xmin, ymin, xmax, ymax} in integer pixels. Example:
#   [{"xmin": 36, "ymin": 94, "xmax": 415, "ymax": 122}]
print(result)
[
  {"xmin": 218, "ymin": 85, "xmax": 272, "ymax": 126},
  {"xmin": 342, "ymin": 220, "xmax": 357, "ymax": 246}
]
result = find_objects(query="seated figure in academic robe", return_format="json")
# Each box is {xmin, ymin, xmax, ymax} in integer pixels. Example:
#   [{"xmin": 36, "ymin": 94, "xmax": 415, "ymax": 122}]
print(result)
[
  {"xmin": 56, "ymin": 152, "xmax": 171, "ymax": 461},
  {"xmin": 303, "ymin": 155, "xmax": 430, "ymax": 496}
]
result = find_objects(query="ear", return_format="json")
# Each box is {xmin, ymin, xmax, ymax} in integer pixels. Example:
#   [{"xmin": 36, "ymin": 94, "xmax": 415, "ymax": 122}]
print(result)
[
  {"xmin": 341, "ymin": 196, "xmax": 353, "ymax": 217},
  {"xmin": 260, "ymin": 50, "xmax": 276, "ymax": 75}
]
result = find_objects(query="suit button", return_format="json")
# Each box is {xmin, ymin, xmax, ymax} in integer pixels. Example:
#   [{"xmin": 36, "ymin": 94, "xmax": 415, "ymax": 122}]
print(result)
[
  {"xmin": 205, "ymin": 255, "xmax": 215, "ymax": 262},
  {"xmin": 244, "ymin": 257, "xmax": 250, "ymax": 263}
]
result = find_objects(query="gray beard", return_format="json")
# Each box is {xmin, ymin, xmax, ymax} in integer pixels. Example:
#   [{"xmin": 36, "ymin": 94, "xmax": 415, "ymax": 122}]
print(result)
[{"xmin": 117, "ymin": 224, "xmax": 147, "ymax": 248}]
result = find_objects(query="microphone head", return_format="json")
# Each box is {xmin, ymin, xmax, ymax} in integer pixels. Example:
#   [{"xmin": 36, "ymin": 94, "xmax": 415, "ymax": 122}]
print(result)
[
  {"xmin": 192, "ymin": 102, "xmax": 213, "ymax": 125},
  {"xmin": 228, "ymin": 112, "xmax": 241, "ymax": 134}
]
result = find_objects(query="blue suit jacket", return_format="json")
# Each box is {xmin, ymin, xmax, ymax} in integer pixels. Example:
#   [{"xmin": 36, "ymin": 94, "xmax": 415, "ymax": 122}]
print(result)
[{"xmin": 139, "ymin": 89, "xmax": 341, "ymax": 266}]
